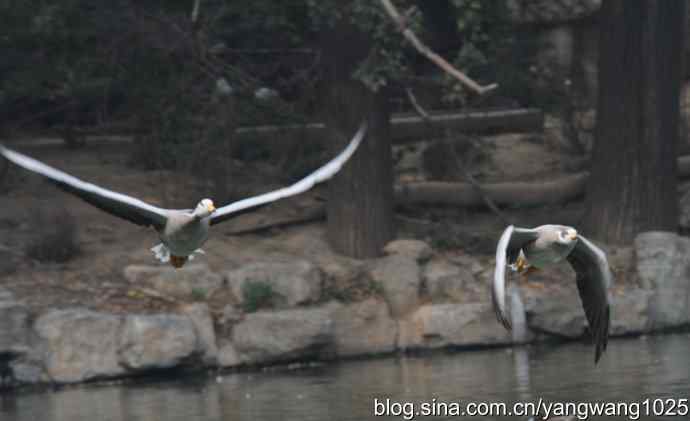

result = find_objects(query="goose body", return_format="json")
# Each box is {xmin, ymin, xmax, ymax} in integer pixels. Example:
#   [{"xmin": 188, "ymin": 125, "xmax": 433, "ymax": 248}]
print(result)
[{"xmin": 493, "ymin": 224, "xmax": 612, "ymax": 363}]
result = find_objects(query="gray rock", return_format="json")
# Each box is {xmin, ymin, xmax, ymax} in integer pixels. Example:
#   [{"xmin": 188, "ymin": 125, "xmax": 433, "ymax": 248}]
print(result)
[
  {"xmin": 447, "ymin": 253, "xmax": 485, "ymax": 276},
  {"xmin": 232, "ymin": 304, "xmax": 337, "ymax": 364},
  {"xmin": 181, "ymin": 303, "xmax": 217, "ymax": 366},
  {"xmin": 635, "ymin": 232, "xmax": 680, "ymax": 290},
  {"xmin": 423, "ymin": 258, "xmax": 474, "ymax": 302},
  {"xmin": 610, "ymin": 289, "xmax": 652, "ymax": 336},
  {"xmin": 119, "ymin": 314, "xmax": 199, "ymax": 370},
  {"xmin": 368, "ymin": 255, "xmax": 421, "ymax": 317},
  {"xmin": 123, "ymin": 263, "xmax": 223, "ymax": 301},
  {"xmin": 635, "ymin": 232, "xmax": 690, "ymax": 328},
  {"xmin": 383, "ymin": 239, "xmax": 433, "ymax": 263},
  {"xmin": 0, "ymin": 300, "xmax": 30, "ymax": 355},
  {"xmin": 606, "ymin": 245, "xmax": 634, "ymax": 278},
  {"xmin": 10, "ymin": 358, "xmax": 46, "ymax": 384},
  {"xmin": 217, "ymin": 341, "xmax": 242, "ymax": 368},
  {"xmin": 332, "ymin": 298, "xmax": 397, "ymax": 357},
  {"xmin": 0, "ymin": 287, "xmax": 14, "ymax": 302},
  {"xmin": 34, "ymin": 309, "xmax": 124, "ymax": 383},
  {"xmin": 320, "ymin": 258, "xmax": 365, "ymax": 291},
  {"xmin": 398, "ymin": 303, "xmax": 512, "ymax": 350},
  {"xmin": 225, "ymin": 258, "xmax": 322, "ymax": 309},
  {"xmin": 526, "ymin": 292, "xmax": 587, "ymax": 339},
  {"xmin": 219, "ymin": 304, "xmax": 243, "ymax": 325}
]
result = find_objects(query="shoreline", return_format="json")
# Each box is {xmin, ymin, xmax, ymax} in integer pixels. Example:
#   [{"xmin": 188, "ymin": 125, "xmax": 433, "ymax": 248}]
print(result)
[{"xmin": 1, "ymin": 231, "xmax": 689, "ymax": 390}]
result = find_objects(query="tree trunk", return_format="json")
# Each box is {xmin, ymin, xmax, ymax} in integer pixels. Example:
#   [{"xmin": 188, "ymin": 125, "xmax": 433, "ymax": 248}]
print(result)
[
  {"xmin": 320, "ymin": 22, "xmax": 394, "ymax": 259},
  {"xmin": 584, "ymin": 0, "xmax": 685, "ymax": 244}
]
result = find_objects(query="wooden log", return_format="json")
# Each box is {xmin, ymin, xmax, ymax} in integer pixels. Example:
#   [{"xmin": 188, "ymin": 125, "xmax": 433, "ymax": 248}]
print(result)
[
  {"xmin": 389, "ymin": 108, "xmax": 544, "ymax": 142},
  {"xmin": 395, "ymin": 173, "xmax": 589, "ymax": 207},
  {"xmin": 395, "ymin": 156, "xmax": 690, "ymax": 208},
  {"xmin": 40, "ymin": 107, "xmax": 543, "ymax": 147},
  {"xmin": 231, "ymin": 108, "xmax": 544, "ymax": 144}
]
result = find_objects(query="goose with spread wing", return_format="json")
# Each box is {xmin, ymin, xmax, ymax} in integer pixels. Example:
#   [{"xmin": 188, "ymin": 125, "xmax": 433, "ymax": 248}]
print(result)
[
  {"xmin": 492, "ymin": 224, "xmax": 612, "ymax": 363},
  {"xmin": 1, "ymin": 122, "xmax": 367, "ymax": 268}
]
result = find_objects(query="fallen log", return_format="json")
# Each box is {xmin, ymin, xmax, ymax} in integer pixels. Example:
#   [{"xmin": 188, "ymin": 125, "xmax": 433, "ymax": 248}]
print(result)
[
  {"xmin": 389, "ymin": 108, "xmax": 544, "ymax": 142},
  {"xmin": 395, "ymin": 155, "xmax": 690, "ymax": 207},
  {"xmin": 395, "ymin": 172, "xmax": 589, "ymax": 207},
  {"xmin": 231, "ymin": 108, "xmax": 544, "ymax": 144}
]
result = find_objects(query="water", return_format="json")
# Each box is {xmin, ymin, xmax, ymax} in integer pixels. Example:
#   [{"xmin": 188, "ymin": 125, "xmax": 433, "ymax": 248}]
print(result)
[{"xmin": 2, "ymin": 334, "xmax": 689, "ymax": 421}]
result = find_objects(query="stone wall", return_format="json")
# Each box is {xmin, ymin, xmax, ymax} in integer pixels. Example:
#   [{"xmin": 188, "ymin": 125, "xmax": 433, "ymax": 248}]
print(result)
[{"xmin": 1, "ymin": 229, "xmax": 689, "ymax": 388}]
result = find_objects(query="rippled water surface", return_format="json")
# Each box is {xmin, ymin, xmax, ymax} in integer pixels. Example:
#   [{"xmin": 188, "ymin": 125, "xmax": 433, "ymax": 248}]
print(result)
[{"xmin": 2, "ymin": 334, "xmax": 689, "ymax": 420}]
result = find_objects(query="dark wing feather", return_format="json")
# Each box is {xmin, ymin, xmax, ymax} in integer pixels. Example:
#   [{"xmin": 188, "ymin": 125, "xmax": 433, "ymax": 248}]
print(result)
[
  {"xmin": 493, "ymin": 225, "xmax": 540, "ymax": 330},
  {"xmin": 566, "ymin": 234, "xmax": 612, "ymax": 364},
  {"xmin": 210, "ymin": 121, "xmax": 366, "ymax": 226},
  {"xmin": 1, "ymin": 145, "xmax": 168, "ymax": 229}
]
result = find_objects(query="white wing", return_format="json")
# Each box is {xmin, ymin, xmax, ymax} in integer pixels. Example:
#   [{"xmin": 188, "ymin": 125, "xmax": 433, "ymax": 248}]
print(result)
[
  {"xmin": 493, "ymin": 225, "xmax": 514, "ymax": 329},
  {"xmin": 211, "ymin": 121, "xmax": 367, "ymax": 225},
  {"xmin": 1, "ymin": 145, "xmax": 168, "ymax": 228},
  {"xmin": 492, "ymin": 225, "xmax": 540, "ymax": 330}
]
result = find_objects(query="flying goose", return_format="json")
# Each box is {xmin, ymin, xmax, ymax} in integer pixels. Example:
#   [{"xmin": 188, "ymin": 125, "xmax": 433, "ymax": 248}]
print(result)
[
  {"xmin": 1, "ymin": 122, "xmax": 367, "ymax": 268},
  {"xmin": 493, "ymin": 225, "xmax": 612, "ymax": 363}
]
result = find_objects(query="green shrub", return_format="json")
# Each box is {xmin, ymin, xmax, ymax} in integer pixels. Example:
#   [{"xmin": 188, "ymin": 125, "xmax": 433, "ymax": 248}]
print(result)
[{"xmin": 241, "ymin": 280, "xmax": 273, "ymax": 313}]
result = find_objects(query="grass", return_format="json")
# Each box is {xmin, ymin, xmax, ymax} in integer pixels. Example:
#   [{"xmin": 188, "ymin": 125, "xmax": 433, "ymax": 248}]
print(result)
[
  {"xmin": 241, "ymin": 280, "xmax": 273, "ymax": 313},
  {"xmin": 191, "ymin": 287, "xmax": 207, "ymax": 301},
  {"xmin": 321, "ymin": 276, "xmax": 385, "ymax": 303}
]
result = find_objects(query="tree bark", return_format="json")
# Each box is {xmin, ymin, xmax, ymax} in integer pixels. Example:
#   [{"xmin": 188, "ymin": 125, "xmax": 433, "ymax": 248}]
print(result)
[
  {"xmin": 584, "ymin": 0, "xmax": 685, "ymax": 244},
  {"xmin": 323, "ymin": 81, "xmax": 395, "ymax": 259},
  {"xmin": 320, "ymin": 21, "xmax": 394, "ymax": 259}
]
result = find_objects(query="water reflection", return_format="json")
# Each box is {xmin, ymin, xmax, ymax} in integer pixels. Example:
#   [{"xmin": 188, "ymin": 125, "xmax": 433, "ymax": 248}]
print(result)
[{"xmin": 2, "ymin": 334, "xmax": 689, "ymax": 421}]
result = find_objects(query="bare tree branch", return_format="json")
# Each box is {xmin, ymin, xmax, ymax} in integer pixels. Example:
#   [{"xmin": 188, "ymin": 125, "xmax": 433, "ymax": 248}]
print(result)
[
  {"xmin": 405, "ymin": 88, "xmax": 430, "ymax": 120},
  {"xmin": 460, "ymin": 157, "xmax": 513, "ymax": 225},
  {"xmin": 404, "ymin": 87, "xmax": 512, "ymax": 224},
  {"xmin": 191, "ymin": 0, "xmax": 202, "ymax": 24},
  {"xmin": 380, "ymin": 0, "xmax": 498, "ymax": 96}
]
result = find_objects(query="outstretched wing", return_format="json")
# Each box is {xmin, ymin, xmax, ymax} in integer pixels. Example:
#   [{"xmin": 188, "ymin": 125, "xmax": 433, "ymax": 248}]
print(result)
[
  {"xmin": 210, "ymin": 121, "xmax": 367, "ymax": 226},
  {"xmin": 492, "ymin": 225, "xmax": 540, "ymax": 329},
  {"xmin": 0, "ymin": 145, "xmax": 168, "ymax": 229},
  {"xmin": 566, "ymin": 234, "xmax": 612, "ymax": 364}
]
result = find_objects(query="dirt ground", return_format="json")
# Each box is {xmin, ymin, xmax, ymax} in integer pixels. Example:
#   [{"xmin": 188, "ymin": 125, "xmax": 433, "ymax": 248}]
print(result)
[{"xmin": 0, "ymin": 131, "xmax": 590, "ymax": 316}]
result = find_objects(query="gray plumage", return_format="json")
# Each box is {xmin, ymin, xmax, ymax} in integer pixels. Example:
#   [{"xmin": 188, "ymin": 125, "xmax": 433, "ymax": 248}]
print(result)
[
  {"xmin": 1, "ymin": 121, "xmax": 367, "ymax": 267},
  {"xmin": 493, "ymin": 224, "xmax": 612, "ymax": 363}
]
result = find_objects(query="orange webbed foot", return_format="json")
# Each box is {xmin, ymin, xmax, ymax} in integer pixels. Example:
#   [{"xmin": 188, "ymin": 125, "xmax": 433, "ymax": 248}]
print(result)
[{"xmin": 170, "ymin": 255, "xmax": 188, "ymax": 268}]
